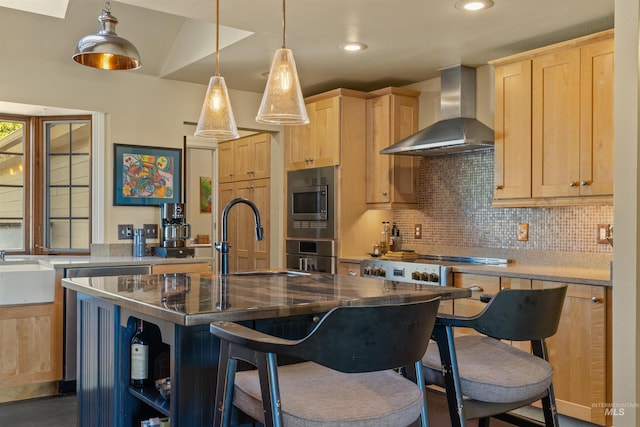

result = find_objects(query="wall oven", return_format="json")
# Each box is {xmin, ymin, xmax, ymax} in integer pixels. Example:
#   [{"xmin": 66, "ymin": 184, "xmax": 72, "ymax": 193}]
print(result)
[
  {"xmin": 287, "ymin": 166, "xmax": 336, "ymax": 239},
  {"xmin": 286, "ymin": 239, "xmax": 336, "ymax": 273}
]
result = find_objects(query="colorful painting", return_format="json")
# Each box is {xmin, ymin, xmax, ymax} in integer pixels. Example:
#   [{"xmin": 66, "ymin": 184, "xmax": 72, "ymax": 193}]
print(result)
[
  {"xmin": 114, "ymin": 144, "xmax": 182, "ymax": 206},
  {"xmin": 199, "ymin": 177, "xmax": 212, "ymax": 213}
]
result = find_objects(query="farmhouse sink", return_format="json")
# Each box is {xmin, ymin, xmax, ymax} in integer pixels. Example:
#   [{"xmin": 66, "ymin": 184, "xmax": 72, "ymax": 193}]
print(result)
[{"xmin": 0, "ymin": 263, "xmax": 56, "ymax": 306}]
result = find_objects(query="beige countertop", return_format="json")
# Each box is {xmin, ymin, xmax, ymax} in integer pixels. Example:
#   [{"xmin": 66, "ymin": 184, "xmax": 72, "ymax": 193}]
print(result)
[
  {"xmin": 1, "ymin": 255, "xmax": 211, "ymax": 270},
  {"xmin": 339, "ymin": 254, "xmax": 612, "ymax": 287}
]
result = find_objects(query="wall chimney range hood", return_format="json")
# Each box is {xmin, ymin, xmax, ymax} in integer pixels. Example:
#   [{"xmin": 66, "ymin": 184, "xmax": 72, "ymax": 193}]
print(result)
[{"xmin": 380, "ymin": 65, "xmax": 494, "ymax": 156}]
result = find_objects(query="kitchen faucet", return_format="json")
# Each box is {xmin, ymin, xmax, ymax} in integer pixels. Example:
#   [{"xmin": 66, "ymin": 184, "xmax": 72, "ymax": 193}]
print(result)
[{"xmin": 216, "ymin": 198, "xmax": 264, "ymax": 276}]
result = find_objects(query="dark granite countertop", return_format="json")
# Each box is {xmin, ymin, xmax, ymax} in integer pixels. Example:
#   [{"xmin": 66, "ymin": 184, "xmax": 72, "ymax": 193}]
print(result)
[{"xmin": 62, "ymin": 272, "xmax": 470, "ymax": 326}]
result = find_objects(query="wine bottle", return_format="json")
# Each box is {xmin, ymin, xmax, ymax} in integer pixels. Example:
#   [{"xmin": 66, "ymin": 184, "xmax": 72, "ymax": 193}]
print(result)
[{"xmin": 130, "ymin": 318, "xmax": 150, "ymax": 387}]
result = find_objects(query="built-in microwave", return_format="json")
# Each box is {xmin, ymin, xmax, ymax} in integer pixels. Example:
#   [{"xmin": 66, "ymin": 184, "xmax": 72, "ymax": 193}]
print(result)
[
  {"xmin": 290, "ymin": 185, "xmax": 328, "ymax": 221},
  {"xmin": 287, "ymin": 166, "xmax": 336, "ymax": 239}
]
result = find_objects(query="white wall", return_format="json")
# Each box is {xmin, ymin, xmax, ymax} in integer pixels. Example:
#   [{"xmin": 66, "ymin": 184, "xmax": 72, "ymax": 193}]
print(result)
[{"xmin": 0, "ymin": 32, "xmax": 282, "ymax": 245}]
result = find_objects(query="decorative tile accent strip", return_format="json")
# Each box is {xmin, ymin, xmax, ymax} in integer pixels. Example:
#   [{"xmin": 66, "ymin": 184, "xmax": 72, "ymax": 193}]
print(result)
[{"xmin": 393, "ymin": 151, "xmax": 613, "ymax": 255}]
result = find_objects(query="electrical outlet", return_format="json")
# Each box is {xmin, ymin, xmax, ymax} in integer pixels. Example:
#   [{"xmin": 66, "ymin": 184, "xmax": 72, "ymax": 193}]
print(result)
[
  {"xmin": 414, "ymin": 224, "xmax": 422, "ymax": 239},
  {"xmin": 597, "ymin": 224, "xmax": 611, "ymax": 244},
  {"xmin": 517, "ymin": 223, "xmax": 529, "ymax": 241},
  {"xmin": 144, "ymin": 224, "xmax": 158, "ymax": 239},
  {"xmin": 118, "ymin": 224, "xmax": 134, "ymax": 240}
]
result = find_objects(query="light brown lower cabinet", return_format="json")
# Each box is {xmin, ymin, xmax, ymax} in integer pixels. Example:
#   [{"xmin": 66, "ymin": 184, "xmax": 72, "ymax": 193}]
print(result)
[
  {"xmin": 337, "ymin": 261, "xmax": 359, "ymax": 276},
  {"xmin": 533, "ymin": 281, "xmax": 609, "ymax": 426},
  {"xmin": 150, "ymin": 262, "xmax": 210, "ymax": 275},
  {"xmin": 451, "ymin": 273, "xmax": 610, "ymax": 425}
]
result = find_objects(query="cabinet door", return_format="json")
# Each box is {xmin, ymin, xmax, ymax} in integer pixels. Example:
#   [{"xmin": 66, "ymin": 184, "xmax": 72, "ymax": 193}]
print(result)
[
  {"xmin": 532, "ymin": 48, "xmax": 581, "ymax": 197},
  {"xmin": 285, "ymin": 104, "xmax": 315, "ymax": 170},
  {"xmin": 580, "ymin": 39, "xmax": 614, "ymax": 196},
  {"xmin": 234, "ymin": 137, "xmax": 253, "ymax": 181},
  {"xmin": 366, "ymin": 94, "xmax": 419, "ymax": 206},
  {"xmin": 217, "ymin": 141, "xmax": 235, "ymax": 183},
  {"xmin": 366, "ymin": 95, "xmax": 391, "ymax": 204},
  {"xmin": 494, "ymin": 60, "xmax": 532, "ymax": 199},
  {"xmin": 234, "ymin": 179, "xmax": 270, "ymax": 272},
  {"xmin": 250, "ymin": 133, "xmax": 271, "ymax": 180},
  {"xmin": 218, "ymin": 183, "xmax": 236, "ymax": 272},
  {"xmin": 311, "ymin": 96, "xmax": 341, "ymax": 168},
  {"xmin": 534, "ymin": 281, "xmax": 607, "ymax": 425}
]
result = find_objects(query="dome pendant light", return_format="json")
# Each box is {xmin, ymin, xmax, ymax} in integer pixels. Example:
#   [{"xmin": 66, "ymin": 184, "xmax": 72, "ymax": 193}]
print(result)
[
  {"xmin": 195, "ymin": 0, "xmax": 239, "ymax": 140},
  {"xmin": 72, "ymin": 0, "xmax": 141, "ymax": 70},
  {"xmin": 256, "ymin": 0, "xmax": 309, "ymax": 125}
]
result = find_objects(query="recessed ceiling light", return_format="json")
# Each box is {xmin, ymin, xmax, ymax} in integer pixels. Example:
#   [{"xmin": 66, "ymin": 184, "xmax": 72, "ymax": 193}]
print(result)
[
  {"xmin": 455, "ymin": 0, "xmax": 494, "ymax": 11},
  {"xmin": 338, "ymin": 42, "xmax": 368, "ymax": 52}
]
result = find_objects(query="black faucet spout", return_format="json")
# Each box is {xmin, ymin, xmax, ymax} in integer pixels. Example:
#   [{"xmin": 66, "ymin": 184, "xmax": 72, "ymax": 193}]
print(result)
[{"xmin": 216, "ymin": 197, "xmax": 264, "ymax": 276}]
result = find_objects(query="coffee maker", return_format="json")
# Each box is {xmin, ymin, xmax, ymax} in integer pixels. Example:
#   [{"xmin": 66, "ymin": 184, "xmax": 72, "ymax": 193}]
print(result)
[{"xmin": 153, "ymin": 203, "xmax": 195, "ymax": 258}]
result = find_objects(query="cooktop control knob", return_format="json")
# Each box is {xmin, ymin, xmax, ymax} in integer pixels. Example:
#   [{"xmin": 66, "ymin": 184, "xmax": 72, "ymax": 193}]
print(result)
[
  {"xmin": 420, "ymin": 272, "xmax": 430, "ymax": 281},
  {"xmin": 412, "ymin": 271, "xmax": 421, "ymax": 280},
  {"xmin": 377, "ymin": 268, "xmax": 386, "ymax": 277},
  {"xmin": 429, "ymin": 273, "xmax": 439, "ymax": 282}
]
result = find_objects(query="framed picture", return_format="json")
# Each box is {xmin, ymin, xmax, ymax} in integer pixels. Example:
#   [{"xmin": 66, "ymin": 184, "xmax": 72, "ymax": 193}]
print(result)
[{"xmin": 113, "ymin": 144, "xmax": 182, "ymax": 206}]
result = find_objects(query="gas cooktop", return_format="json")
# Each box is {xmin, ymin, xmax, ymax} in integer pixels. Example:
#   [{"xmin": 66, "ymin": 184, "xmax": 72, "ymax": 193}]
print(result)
[{"xmin": 360, "ymin": 255, "xmax": 510, "ymax": 286}]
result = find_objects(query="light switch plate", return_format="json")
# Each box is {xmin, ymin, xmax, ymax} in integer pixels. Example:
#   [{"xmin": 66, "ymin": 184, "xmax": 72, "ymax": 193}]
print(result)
[
  {"xmin": 414, "ymin": 224, "xmax": 422, "ymax": 239},
  {"xmin": 144, "ymin": 224, "xmax": 158, "ymax": 239},
  {"xmin": 118, "ymin": 224, "xmax": 134, "ymax": 240},
  {"xmin": 597, "ymin": 224, "xmax": 611, "ymax": 244}
]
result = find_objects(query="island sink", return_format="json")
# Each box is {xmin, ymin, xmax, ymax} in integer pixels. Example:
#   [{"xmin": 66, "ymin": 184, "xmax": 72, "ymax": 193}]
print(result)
[{"xmin": 229, "ymin": 270, "xmax": 309, "ymax": 277}]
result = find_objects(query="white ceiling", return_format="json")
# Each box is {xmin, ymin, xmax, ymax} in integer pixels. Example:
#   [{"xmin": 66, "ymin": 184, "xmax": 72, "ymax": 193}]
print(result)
[{"xmin": 2, "ymin": 0, "xmax": 614, "ymax": 97}]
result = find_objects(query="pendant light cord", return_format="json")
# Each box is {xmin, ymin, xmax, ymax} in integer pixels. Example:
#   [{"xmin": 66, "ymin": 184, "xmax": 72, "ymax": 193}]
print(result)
[
  {"xmin": 282, "ymin": 0, "xmax": 286, "ymax": 48},
  {"xmin": 215, "ymin": 0, "xmax": 220, "ymax": 76}
]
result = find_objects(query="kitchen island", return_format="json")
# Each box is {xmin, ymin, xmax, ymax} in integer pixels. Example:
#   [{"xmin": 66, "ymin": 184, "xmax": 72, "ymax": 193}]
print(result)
[{"xmin": 62, "ymin": 271, "xmax": 469, "ymax": 427}]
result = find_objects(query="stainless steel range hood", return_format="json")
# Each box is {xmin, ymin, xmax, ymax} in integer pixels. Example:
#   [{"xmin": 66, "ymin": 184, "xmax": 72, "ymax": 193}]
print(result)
[{"xmin": 381, "ymin": 65, "xmax": 494, "ymax": 156}]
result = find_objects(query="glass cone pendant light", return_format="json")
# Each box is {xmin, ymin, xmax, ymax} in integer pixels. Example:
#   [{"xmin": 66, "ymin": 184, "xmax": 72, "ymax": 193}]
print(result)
[
  {"xmin": 256, "ymin": 0, "xmax": 309, "ymax": 125},
  {"xmin": 72, "ymin": 0, "xmax": 141, "ymax": 70},
  {"xmin": 195, "ymin": 0, "xmax": 239, "ymax": 139}
]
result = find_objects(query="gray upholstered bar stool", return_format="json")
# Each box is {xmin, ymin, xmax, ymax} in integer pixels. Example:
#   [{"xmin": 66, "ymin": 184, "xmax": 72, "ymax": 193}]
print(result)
[
  {"xmin": 210, "ymin": 298, "xmax": 441, "ymax": 427},
  {"xmin": 422, "ymin": 285, "xmax": 568, "ymax": 427}
]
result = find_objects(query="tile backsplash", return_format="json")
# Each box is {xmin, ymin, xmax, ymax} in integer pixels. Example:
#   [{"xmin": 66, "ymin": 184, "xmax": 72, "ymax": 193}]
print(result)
[{"xmin": 393, "ymin": 150, "xmax": 613, "ymax": 255}]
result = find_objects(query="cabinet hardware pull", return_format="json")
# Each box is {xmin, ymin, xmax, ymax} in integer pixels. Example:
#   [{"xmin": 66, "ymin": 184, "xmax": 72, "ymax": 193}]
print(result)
[
  {"xmin": 467, "ymin": 285, "xmax": 484, "ymax": 292},
  {"xmin": 382, "ymin": 192, "xmax": 388, "ymax": 196},
  {"xmin": 591, "ymin": 296, "xmax": 600, "ymax": 303},
  {"xmin": 581, "ymin": 180, "xmax": 592, "ymax": 186},
  {"xmin": 569, "ymin": 181, "xmax": 579, "ymax": 187},
  {"xmin": 496, "ymin": 185, "xmax": 504, "ymax": 190}
]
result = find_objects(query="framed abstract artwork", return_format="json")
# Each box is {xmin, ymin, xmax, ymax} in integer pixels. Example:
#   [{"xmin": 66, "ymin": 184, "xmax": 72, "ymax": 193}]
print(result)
[{"xmin": 113, "ymin": 144, "xmax": 182, "ymax": 206}]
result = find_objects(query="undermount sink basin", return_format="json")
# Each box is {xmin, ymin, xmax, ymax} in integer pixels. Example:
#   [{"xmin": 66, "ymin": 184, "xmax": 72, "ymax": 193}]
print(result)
[
  {"xmin": 229, "ymin": 270, "xmax": 310, "ymax": 277},
  {"xmin": 0, "ymin": 263, "xmax": 56, "ymax": 306}
]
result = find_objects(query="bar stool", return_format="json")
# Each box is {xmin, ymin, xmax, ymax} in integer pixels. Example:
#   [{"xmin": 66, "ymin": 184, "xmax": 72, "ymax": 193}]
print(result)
[
  {"xmin": 210, "ymin": 298, "xmax": 441, "ymax": 427},
  {"xmin": 422, "ymin": 285, "xmax": 568, "ymax": 427}
]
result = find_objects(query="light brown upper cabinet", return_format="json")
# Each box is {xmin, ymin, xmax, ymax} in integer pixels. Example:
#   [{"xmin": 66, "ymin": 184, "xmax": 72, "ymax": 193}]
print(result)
[
  {"xmin": 491, "ymin": 30, "xmax": 613, "ymax": 207},
  {"xmin": 365, "ymin": 88, "xmax": 420, "ymax": 209},
  {"xmin": 218, "ymin": 133, "xmax": 271, "ymax": 183},
  {"xmin": 285, "ymin": 89, "xmax": 370, "ymax": 171}
]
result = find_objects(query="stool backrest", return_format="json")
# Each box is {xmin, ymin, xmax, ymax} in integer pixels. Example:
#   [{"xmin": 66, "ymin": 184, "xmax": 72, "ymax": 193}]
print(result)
[
  {"xmin": 471, "ymin": 285, "xmax": 567, "ymax": 341},
  {"xmin": 284, "ymin": 298, "xmax": 440, "ymax": 373}
]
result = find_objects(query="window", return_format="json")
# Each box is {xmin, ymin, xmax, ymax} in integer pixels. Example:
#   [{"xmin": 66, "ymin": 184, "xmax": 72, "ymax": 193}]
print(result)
[
  {"xmin": 0, "ymin": 114, "xmax": 92, "ymax": 254},
  {"xmin": 0, "ymin": 117, "xmax": 28, "ymax": 251}
]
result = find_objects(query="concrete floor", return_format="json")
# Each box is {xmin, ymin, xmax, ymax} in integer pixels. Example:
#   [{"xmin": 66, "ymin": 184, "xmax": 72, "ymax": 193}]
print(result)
[
  {"xmin": 0, "ymin": 395, "xmax": 76, "ymax": 427},
  {"xmin": 0, "ymin": 391, "xmax": 596, "ymax": 427}
]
